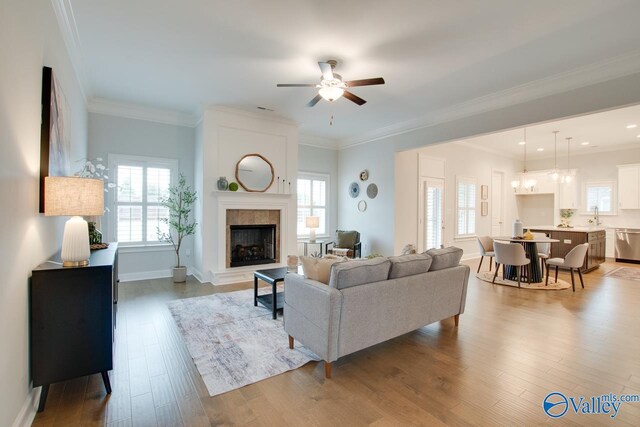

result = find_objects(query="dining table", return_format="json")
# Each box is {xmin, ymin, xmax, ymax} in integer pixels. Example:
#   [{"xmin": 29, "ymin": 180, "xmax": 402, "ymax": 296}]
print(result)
[{"xmin": 493, "ymin": 236, "xmax": 560, "ymax": 283}]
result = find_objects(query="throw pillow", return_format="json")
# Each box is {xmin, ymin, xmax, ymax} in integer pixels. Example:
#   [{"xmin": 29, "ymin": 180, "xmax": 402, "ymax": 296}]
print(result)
[
  {"xmin": 388, "ymin": 254, "xmax": 432, "ymax": 279},
  {"xmin": 335, "ymin": 230, "xmax": 358, "ymax": 248},
  {"xmin": 425, "ymin": 247, "xmax": 463, "ymax": 271},
  {"xmin": 300, "ymin": 256, "xmax": 342, "ymax": 284},
  {"xmin": 328, "ymin": 257, "xmax": 392, "ymax": 290}
]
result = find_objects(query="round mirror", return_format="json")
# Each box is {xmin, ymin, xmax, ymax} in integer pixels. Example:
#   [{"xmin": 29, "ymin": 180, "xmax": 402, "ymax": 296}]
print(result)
[{"xmin": 235, "ymin": 154, "xmax": 275, "ymax": 192}]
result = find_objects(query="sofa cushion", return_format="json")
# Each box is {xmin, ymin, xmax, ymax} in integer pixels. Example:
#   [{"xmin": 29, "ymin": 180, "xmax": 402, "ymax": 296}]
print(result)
[
  {"xmin": 329, "ymin": 257, "xmax": 391, "ymax": 290},
  {"xmin": 300, "ymin": 256, "xmax": 343, "ymax": 284},
  {"xmin": 425, "ymin": 247, "xmax": 463, "ymax": 271},
  {"xmin": 335, "ymin": 230, "xmax": 358, "ymax": 248},
  {"xmin": 388, "ymin": 254, "xmax": 433, "ymax": 279}
]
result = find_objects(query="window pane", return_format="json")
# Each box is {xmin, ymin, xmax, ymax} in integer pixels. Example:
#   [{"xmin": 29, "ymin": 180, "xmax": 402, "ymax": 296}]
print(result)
[
  {"xmin": 147, "ymin": 205, "xmax": 169, "ymax": 242},
  {"xmin": 117, "ymin": 165, "xmax": 143, "ymax": 203},
  {"xmin": 147, "ymin": 167, "xmax": 171, "ymax": 203},
  {"xmin": 297, "ymin": 179, "xmax": 311, "ymax": 206},
  {"xmin": 312, "ymin": 180, "xmax": 326, "ymax": 207},
  {"xmin": 117, "ymin": 205, "xmax": 143, "ymax": 242}
]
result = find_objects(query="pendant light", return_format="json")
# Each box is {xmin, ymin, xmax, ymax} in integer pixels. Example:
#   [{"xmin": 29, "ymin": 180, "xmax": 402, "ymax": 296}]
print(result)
[
  {"xmin": 549, "ymin": 131, "xmax": 560, "ymax": 181},
  {"xmin": 562, "ymin": 137, "xmax": 575, "ymax": 184},
  {"xmin": 511, "ymin": 128, "xmax": 536, "ymax": 192}
]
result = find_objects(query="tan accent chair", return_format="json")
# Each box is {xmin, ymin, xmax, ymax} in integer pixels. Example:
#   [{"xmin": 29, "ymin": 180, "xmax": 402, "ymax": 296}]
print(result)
[
  {"xmin": 476, "ymin": 236, "xmax": 495, "ymax": 273},
  {"xmin": 493, "ymin": 241, "xmax": 531, "ymax": 288},
  {"xmin": 532, "ymin": 232, "xmax": 551, "ymax": 276},
  {"xmin": 545, "ymin": 243, "xmax": 589, "ymax": 291},
  {"xmin": 327, "ymin": 230, "xmax": 361, "ymax": 259}
]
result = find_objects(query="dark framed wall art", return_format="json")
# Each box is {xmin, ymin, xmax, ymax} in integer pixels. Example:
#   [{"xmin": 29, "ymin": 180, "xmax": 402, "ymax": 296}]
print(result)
[{"xmin": 39, "ymin": 66, "xmax": 71, "ymax": 212}]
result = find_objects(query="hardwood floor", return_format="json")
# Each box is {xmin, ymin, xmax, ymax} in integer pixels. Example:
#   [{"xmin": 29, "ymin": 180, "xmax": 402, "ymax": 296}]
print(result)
[{"xmin": 32, "ymin": 260, "xmax": 640, "ymax": 426}]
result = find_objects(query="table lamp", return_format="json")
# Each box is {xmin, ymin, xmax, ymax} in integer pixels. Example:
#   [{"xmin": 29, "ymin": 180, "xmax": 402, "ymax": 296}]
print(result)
[
  {"xmin": 306, "ymin": 216, "xmax": 319, "ymax": 243},
  {"xmin": 45, "ymin": 176, "xmax": 104, "ymax": 267}
]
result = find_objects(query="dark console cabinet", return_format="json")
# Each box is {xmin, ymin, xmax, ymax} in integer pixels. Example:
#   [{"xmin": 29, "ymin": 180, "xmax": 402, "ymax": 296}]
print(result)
[{"xmin": 30, "ymin": 243, "xmax": 118, "ymax": 411}]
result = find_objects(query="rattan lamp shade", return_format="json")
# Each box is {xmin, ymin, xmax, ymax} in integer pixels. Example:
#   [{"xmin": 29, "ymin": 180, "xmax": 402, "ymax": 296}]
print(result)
[
  {"xmin": 44, "ymin": 177, "xmax": 104, "ymax": 267},
  {"xmin": 44, "ymin": 177, "xmax": 104, "ymax": 216}
]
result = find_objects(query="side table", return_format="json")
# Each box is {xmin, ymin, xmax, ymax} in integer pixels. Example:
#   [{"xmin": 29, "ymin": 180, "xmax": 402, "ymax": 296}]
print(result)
[{"xmin": 254, "ymin": 267, "xmax": 288, "ymax": 319}]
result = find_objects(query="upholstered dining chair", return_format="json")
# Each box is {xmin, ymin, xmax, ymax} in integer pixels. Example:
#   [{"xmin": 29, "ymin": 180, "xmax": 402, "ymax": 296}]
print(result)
[
  {"xmin": 493, "ymin": 241, "xmax": 531, "ymax": 288},
  {"xmin": 545, "ymin": 243, "xmax": 589, "ymax": 291},
  {"xmin": 532, "ymin": 232, "xmax": 551, "ymax": 276},
  {"xmin": 476, "ymin": 236, "xmax": 495, "ymax": 273}
]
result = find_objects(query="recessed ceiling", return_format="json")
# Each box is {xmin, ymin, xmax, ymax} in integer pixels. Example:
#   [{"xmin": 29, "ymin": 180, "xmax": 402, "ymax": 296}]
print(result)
[
  {"xmin": 458, "ymin": 103, "xmax": 640, "ymax": 159},
  {"xmin": 68, "ymin": 0, "xmax": 640, "ymax": 142}
]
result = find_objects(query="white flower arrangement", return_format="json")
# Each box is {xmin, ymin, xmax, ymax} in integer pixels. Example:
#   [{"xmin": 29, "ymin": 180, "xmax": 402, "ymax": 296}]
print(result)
[{"xmin": 75, "ymin": 157, "xmax": 116, "ymax": 212}]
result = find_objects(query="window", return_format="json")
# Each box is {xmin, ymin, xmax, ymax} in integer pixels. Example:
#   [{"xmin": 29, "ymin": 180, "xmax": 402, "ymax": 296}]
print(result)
[
  {"xmin": 583, "ymin": 181, "xmax": 616, "ymax": 214},
  {"xmin": 108, "ymin": 154, "xmax": 178, "ymax": 245},
  {"xmin": 456, "ymin": 177, "xmax": 476, "ymax": 238},
  {"xmin": 297, "ymin": 173, "xmax": 328, "ymax": 237}
]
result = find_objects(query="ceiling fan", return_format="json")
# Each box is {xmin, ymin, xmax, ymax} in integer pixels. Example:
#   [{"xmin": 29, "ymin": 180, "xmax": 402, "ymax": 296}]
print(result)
[{"xmin": 277, "ymin": 60, "xmax": 385, "ymax": 107}]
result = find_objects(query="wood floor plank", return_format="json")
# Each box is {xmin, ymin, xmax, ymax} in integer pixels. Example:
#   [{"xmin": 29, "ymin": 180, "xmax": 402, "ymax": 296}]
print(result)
[{"xmin": 32, "ymin": 260, "xmax": 640, "ymax": 426}]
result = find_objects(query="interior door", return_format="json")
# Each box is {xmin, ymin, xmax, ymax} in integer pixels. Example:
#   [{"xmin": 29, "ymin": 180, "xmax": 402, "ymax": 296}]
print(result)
[
  {"xmin": 491, "ymin": 171, "xmax": 504, "ymax": 236},
  {"xmin": 419, "ymin": 178, "xmax": 444, "ymax": 251}
]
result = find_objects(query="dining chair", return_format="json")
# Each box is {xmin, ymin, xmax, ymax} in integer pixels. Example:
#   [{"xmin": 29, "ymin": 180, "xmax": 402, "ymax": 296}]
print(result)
[
  {"xmin": 532, "ymin": 232, "xmax": 551, "ymax": 276},
  {"xmin": 476, "ymin": 236, "xmax": 495, "ymax": 273},
  {"xmin": 545, "ymin": 243, "xmax": 589, "ymax": 291},
  {"xmin": 493, "ymin": 241, "xmax": 531, "ymax": 288}
]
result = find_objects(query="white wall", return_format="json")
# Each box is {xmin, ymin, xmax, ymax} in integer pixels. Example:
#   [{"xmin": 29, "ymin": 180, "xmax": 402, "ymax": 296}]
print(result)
[
  {"xmin": 88, "ymin": 112, "xmax": 195, "ymax": 280},
  {"xmin": 0, "ymin": 1, "xmax": 88, "ymax": 425},
  {"xmin": 298, "ymin": 144, "xmax": 339, "ymax": 240},
  {"xmin": 338, "ymin": 71, "xmax": 640, "ymax": 258},
  {"xmin": 394, "ymin": 143, "xmax": 520, "ymax": 258}
]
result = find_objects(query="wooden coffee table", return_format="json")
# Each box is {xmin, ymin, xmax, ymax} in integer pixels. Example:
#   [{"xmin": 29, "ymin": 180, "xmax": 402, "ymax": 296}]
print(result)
[{"xmin": 254, "ymin": 267, "xmax": 288, "ymax": 319}]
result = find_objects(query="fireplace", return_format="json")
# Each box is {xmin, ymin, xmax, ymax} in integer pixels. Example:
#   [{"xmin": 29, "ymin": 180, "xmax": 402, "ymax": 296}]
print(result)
[
  {"xmin": 229, "ymin": 224, "xmax": 277, "ymax": 267},
  {"xmin": 225, "ymin": 208, "xmax": 281, "ymax": 269}
]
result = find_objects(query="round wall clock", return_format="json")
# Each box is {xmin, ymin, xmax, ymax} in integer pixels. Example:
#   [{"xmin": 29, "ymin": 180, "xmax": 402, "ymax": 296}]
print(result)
[
  {"xmin": 359, "ymin": 170, "xmax": 369, "ymax": 181},
  {"xmin": 358, "ymin": 200, "xmax": 367, "ymax": 212},
  {"xmin": 367, "ymin": 183, "xmax": 378, "ymax": 199},
  {"xmin": 349, "ymin": 182, "xmax": 360, "ymax": 198}
]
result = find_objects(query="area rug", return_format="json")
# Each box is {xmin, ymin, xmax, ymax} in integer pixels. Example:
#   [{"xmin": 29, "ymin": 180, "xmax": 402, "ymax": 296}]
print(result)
[
  {"xmin": 604, "ymin": 266, "xmax": 640, "ymax": 281},
  {"xmin": 476, "ymin": 272, "xmax": 571, "ymax": 290},
  {"xmin": 167, "ymin": 288, "xmax": 320, "ymax": 397}
]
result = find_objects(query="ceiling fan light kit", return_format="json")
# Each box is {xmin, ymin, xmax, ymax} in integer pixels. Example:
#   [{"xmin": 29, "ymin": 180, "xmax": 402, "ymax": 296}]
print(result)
[{"xmin": 277, "ymin": 60, "xmax": 385, "ymax": 107}]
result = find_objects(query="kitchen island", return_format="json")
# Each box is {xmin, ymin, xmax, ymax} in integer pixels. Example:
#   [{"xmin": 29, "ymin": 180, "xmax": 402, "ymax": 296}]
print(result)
[{"xmin": 528, "ymin": 226, "xmax": 606, "ymax": 273}]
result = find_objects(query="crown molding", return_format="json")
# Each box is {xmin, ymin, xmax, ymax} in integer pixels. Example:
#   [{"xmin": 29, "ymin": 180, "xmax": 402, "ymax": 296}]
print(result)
[
  {"xmin": 298, "ymin": 133, "xmax": 340, "ymax": 150},
  {"xmin": 88, "ymin": 98, "xmax": 199, "ymax": 127},
  {"xmin": 338, "ymin": 50, "xmax": 640, "ymax": 150},
  {"xmin": 50, "ymin": 0, "xmax": 91, "ymax": 102}
]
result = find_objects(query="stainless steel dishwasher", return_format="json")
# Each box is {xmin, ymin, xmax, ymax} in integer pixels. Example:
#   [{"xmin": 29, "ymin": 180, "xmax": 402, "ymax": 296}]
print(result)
[{"xmin": 615, "ymin": 228, "xmax": 640, "ymax": 263}]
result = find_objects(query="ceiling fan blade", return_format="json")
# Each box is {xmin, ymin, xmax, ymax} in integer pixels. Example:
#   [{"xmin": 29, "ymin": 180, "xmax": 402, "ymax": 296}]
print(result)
[
  {"xmin": 277, "ymin": 83, "xmax": 317, "ymax": 87},
  {"xmin": 345, "ymin": 77, "xmax": 385, "ymax": 87},
  {"xmin": 343, "ymin": 90, "xmax": 366, "ymax": 106},
  {"xmin": 318, "ymin": 62, "xmax": 334, "ymax": 81},
  {"xmin": 306, "ymin": 94, "xmax": 322, "ymax": 107}
]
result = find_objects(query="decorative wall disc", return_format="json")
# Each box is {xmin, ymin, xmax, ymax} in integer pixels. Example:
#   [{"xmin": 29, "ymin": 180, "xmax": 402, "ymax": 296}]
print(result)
[
  {"xmin": 358, "ymin": 200, "xmax": 367, "ymax": 212},
  {"xmin": 349, "ymin": 182, "xmax": 360, "ymax": 198},
  {"xmin": 359, "ymin": 170, "xmax": 369, "ymax": 181},
  {"xmin": 367, "ymin": 183, "xmax": 378, "ymax": 199}
]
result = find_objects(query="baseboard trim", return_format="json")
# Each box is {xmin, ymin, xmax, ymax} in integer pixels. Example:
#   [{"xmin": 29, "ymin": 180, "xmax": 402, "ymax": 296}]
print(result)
[
  {"xmin": 119, "ymin": 267, "xmax": 196, "ymax": 282},
  {"xmin": 461, "ymin": 252, "xmax": 481, "ymax": 261},
  {"xmin": 12, "ymin": 387, "xmax": 40, "ymax": 427}
]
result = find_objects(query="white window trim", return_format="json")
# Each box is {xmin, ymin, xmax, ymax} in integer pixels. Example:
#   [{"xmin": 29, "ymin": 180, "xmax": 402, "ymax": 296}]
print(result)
[
  {"xmin": 455, "ymin": 176, "xmax": 477, "ymax": 239},
  {"xmin": 580, "ymin": 180, "xmax": 617, "ymax": 216},
  {"xmin": 107, "ymin": 153, "xmax": 179, "ymax": 247},
  {"xmin": 297, "ymin": 171, "xmax": 330, "ymax": 239}
]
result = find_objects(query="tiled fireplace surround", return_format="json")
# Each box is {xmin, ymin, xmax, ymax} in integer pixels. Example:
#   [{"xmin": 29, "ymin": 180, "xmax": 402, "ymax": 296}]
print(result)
[{"xmin": 226, "ymin": 209, "xmax": 280, "ymax": 268}]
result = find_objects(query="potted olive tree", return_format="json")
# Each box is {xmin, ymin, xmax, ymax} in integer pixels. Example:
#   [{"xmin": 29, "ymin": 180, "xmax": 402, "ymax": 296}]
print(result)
[{"xmin": 158, "ymin": 174, "xmax": 197, "ymax": 283}]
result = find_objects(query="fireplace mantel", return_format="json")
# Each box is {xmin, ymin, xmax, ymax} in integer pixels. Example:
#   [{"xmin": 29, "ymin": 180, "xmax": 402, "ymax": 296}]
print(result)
[{"xmin": 212, "ymin": 191, "xmax": 292, "ymax": 199}]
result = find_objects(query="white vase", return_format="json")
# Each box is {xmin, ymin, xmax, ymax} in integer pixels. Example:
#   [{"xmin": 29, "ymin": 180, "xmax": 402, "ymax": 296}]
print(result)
[
  {"xmin": 513, "ymin": 219, "xmax": 523, "ymax": 238},
  {"xmin": 173, "ymin": 267, "xmax": 187, "ymax": 283}
]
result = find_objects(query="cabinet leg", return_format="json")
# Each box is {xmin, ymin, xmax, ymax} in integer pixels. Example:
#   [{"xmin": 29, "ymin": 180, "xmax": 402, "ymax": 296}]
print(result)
[
  {"xmin": 101, "ymin": 371, "xmax": 112, "ymax": 394},
  {"xmin": 37, "ymin": 384, "xmax": 49, "ymax": 412}
]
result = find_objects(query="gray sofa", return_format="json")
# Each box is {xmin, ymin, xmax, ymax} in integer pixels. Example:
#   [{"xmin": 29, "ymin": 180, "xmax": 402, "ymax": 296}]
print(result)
[{"xmin": 284, "ymin": 248, "xmax": 470, "ymax": 378}]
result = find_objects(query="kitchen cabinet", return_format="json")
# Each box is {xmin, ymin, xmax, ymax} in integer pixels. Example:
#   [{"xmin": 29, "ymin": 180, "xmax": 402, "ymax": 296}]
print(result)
[
  {"xmin": 558, "ymin": 179, "xmax": 578, "ymax": 209},
  {"xmin": 530, "ymin": 228, "xmax": 605, "ymax": 272},
  {"xmin": 30, "ymin": 244, "xmax": 118, "ymax": 411},
  {"xmin": 618, "ymin": 164, "xmax": 640, "ymax": 209}
]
